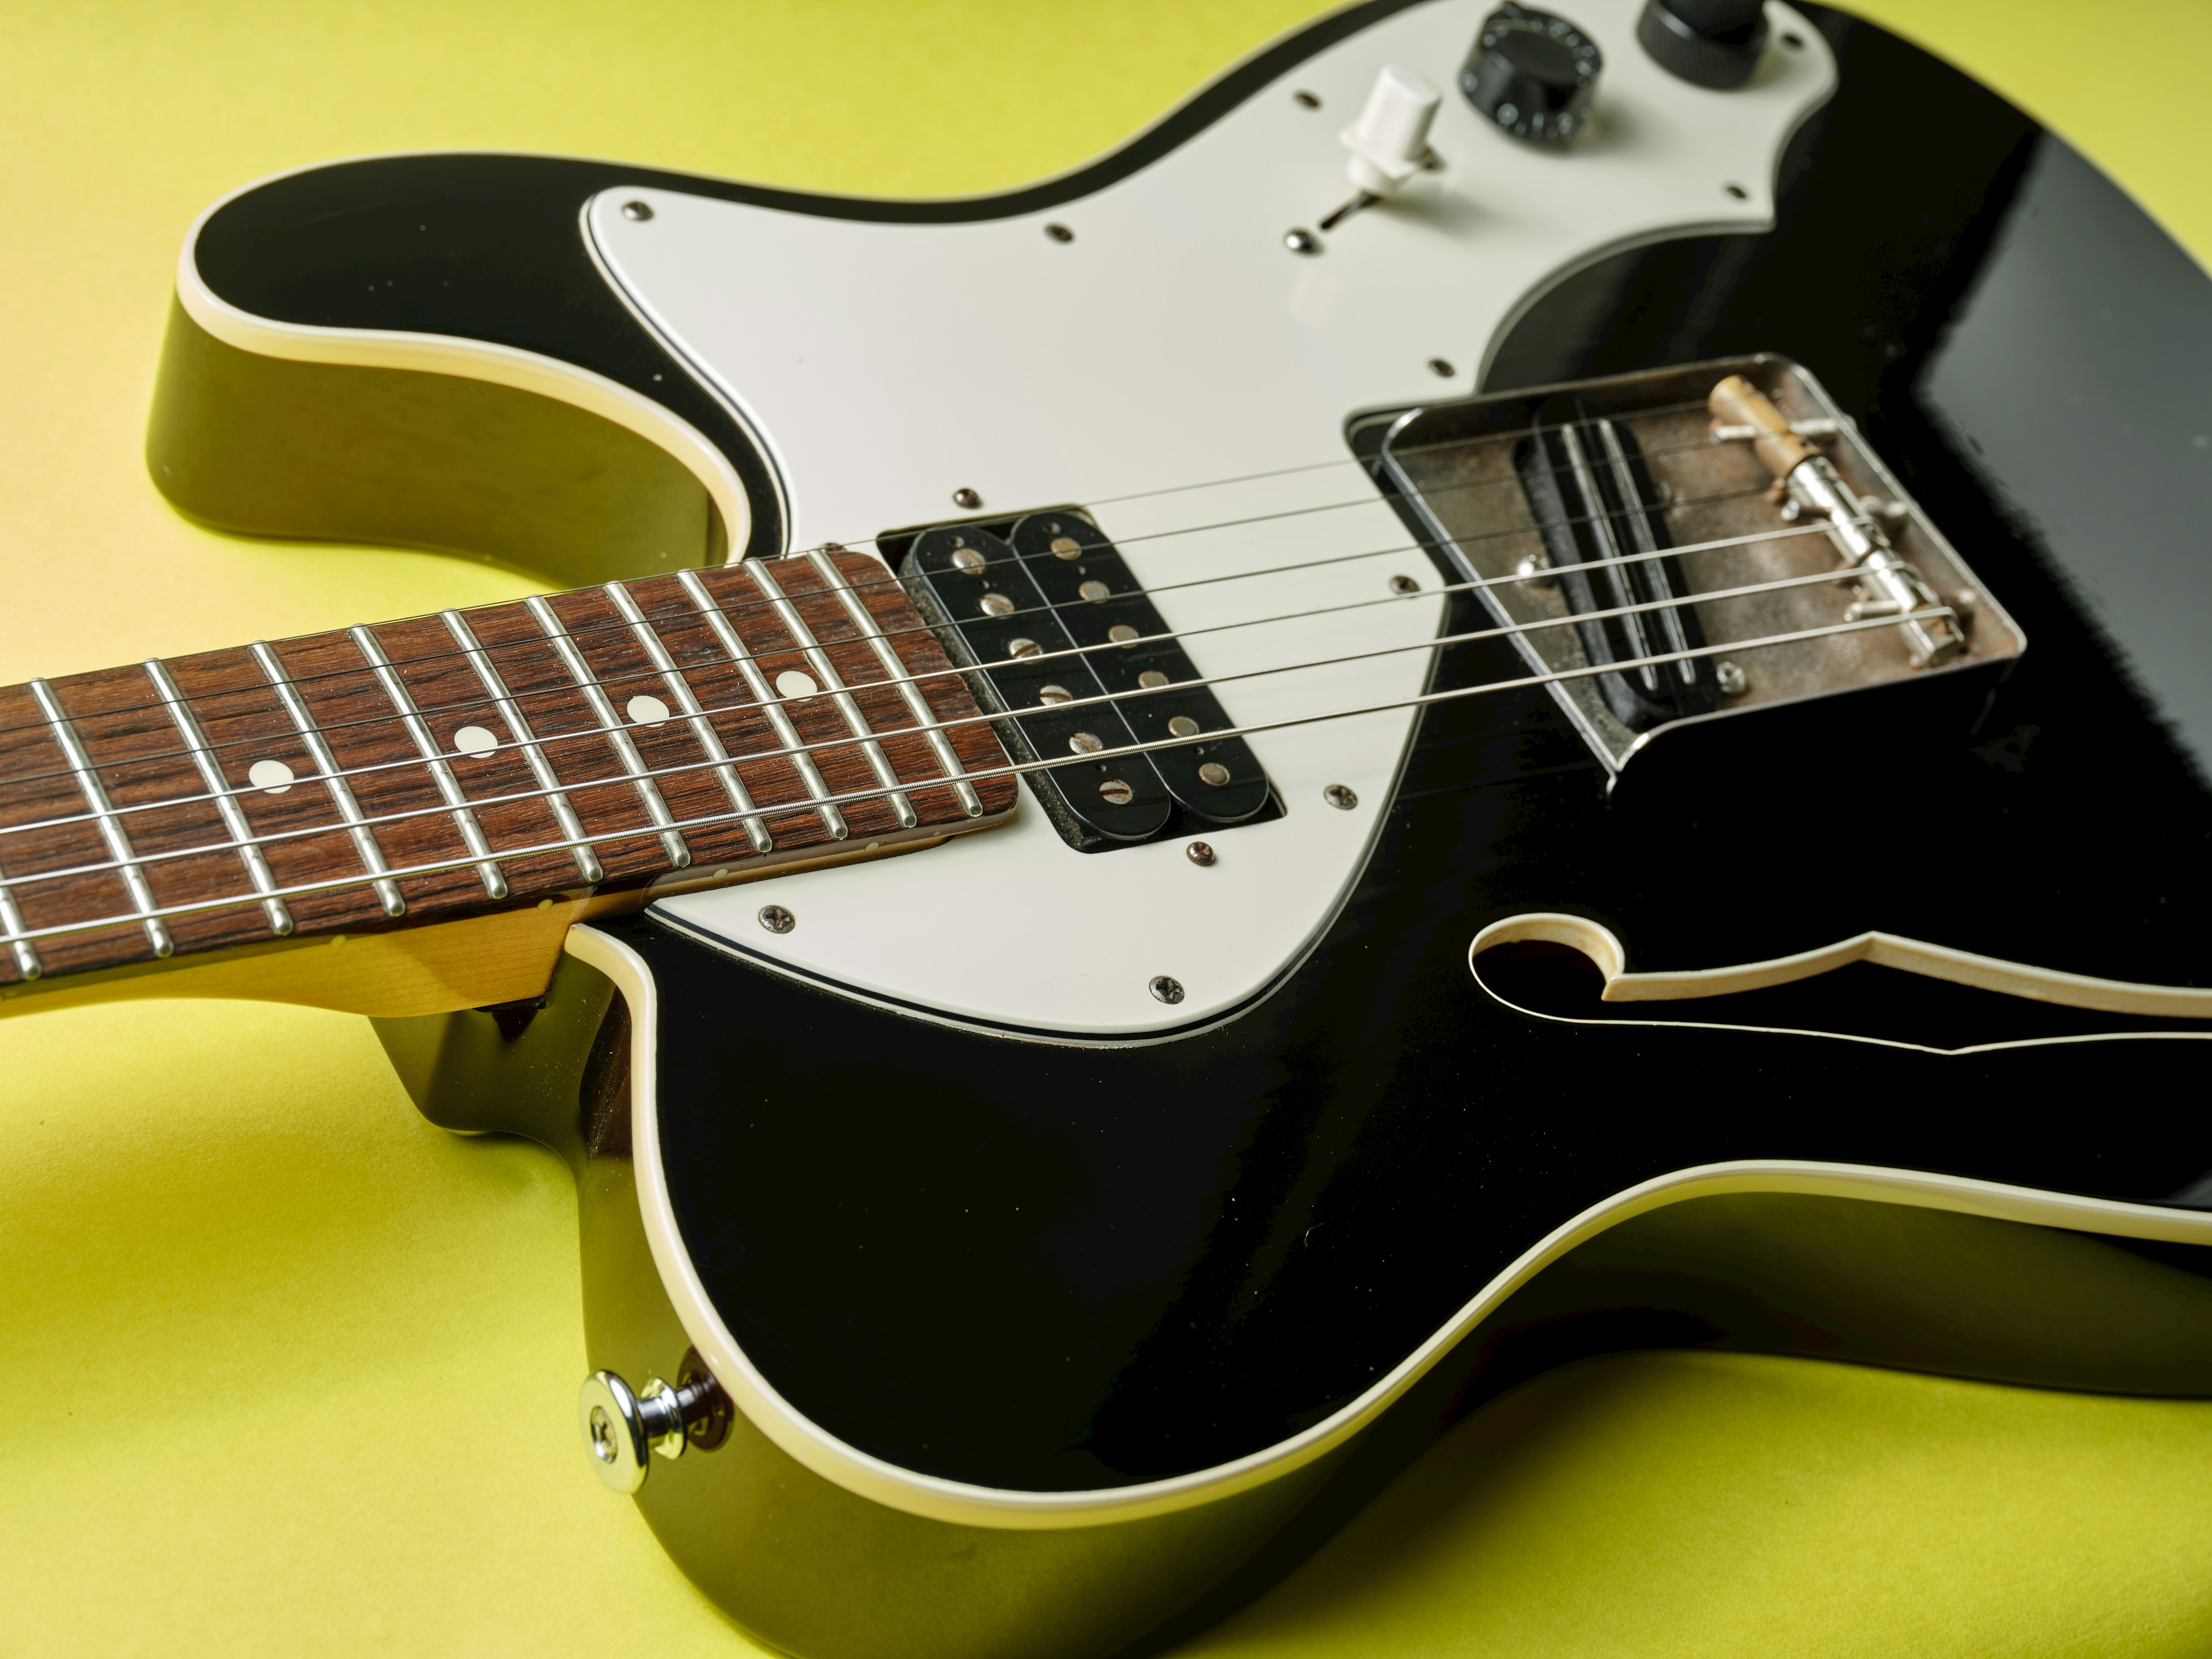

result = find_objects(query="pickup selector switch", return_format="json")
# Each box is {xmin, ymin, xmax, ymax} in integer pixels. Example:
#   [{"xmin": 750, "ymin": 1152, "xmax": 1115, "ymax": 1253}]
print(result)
[
  {"xmin": 1461, "ymin": 4, "xmax": 1601, "ymax": 146},
  {"xmin": 1636, "ymin": 0, "xmax": 1768, "ymax": 89}
]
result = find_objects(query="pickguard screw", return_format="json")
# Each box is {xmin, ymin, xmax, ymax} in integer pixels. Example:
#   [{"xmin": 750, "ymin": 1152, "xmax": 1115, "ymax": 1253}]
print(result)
[
  {"xmin": 1293, "ymin": 89, "xmax": 1321, "ymax": 109},
  {"xmin": 1427, "ymin": 358, "xmax": 1456, "ymax": 378},
  {"xmin": 1150, "ymin": 975, "xmax": 1187, "ymax": 1005},
  {"xmin": 620, "ymin": 200, "xmax": 653, "ymax": 221},
  {"xmin": 1323, "ymin": 783, "xmax": 1359, "ymax": 810},
  {"xmin": 1715, "ymin": 661, "xmax": 1748, "ymax": 696},
  {"xmin": 1285, "ymin": 228, "xmax": 1321, "ymax": 255},
  {"xmin": 1388, "ymin": 574, "xmax": 1421, "ymax": 595},
  {"xmin": 1044, "ymin": 222, "xmax": 1074, "ymax": 243},
  {"xmin": 1186, "ymin": 841, "xmax": 1217, "ymax": 866},
  {"xmin": 757, "ymin": 904, "xmax": 796, "ymax": 934},
  {"xmin": 952, "ymin": 487, "xmax": 982, "ymax": 509}
]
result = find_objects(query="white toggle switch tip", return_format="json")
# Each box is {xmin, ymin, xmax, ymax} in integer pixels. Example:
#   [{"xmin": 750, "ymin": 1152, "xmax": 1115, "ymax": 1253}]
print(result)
[{"xmin": 1341, "ymin": 65, "xmax": 1441, "ymax": 197}]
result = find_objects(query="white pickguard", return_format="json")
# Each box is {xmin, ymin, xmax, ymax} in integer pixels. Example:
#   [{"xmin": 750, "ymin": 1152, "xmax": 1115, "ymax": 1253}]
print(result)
[{"xmin": 597, "ymin": 0, "xmax": 1834, "ymax": 1037}]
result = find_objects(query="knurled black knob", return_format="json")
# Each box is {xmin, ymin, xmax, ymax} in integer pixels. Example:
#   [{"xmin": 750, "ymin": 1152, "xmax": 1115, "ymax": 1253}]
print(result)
[
  {"xmin": 1460, "ymin": 5, "xmax": 1602, "ymax": 147},
  {"xmin": 1636, "ymin": 0, "xmax": 1769, "ymax": 89}
]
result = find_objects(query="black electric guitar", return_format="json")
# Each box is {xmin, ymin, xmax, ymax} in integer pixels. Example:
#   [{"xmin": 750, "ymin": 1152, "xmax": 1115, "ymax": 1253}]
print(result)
[{"xmin": 6, "ymin": 3, "xmax": 2211, "ymax": 1656}]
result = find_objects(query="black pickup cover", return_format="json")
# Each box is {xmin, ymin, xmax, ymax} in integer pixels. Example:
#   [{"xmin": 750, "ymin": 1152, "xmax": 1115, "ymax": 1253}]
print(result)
[
  {"xmin": 1514, "ymin": 409, "xmax": 1718, "ymax": 730},
  {"xmin": 900, "ymin": 510, "xmax": 1274, "ymax": 850}
]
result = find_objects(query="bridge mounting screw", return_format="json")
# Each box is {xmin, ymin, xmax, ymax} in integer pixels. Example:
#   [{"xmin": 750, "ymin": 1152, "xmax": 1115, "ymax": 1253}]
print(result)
[
  {"xmin": 1388, "ymin": 574, "xmax": 1421, "ymax": 595},
  {"xmin": 952, "ymin": 487, "xmax": 983, "ymax": 509},
  {"xmin": 620, "ymin": 200, "xmax": 653, "ymax": 221},
  {"xmin": 1150, "ymin": 975, "xmax": 1187, "ymax": 1005},
  {"xmin": 1324, "ymin": 783, "xmax": 1359, "ymax": 810},
  {"xmin": 1285, "ymin": 228, "xmax": 1322, "ymax": 255},
  {"xmin": 1715, "ymin": 661, "xmax": 1748, "ymax": 697},
  {"xmin": 757, "ymin": 904, "xmax": 796, "ymax": 934},
  {"xmin": 1186, "ymin": 841, "xmax": 1217, "ymax": 867}
]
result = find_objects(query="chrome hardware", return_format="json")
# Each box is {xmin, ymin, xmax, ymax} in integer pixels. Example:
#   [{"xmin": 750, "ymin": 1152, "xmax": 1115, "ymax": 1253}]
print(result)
[
  {"xmin": 1137, "ymin": 670, "xmax": 1171, "ymax": 689},
  {"xmin": 1514, "ymin": 551, "xmax": 1554, "ymax": 584},
  {"xmin": 1069, "ymin": 732, "xmax": 1104, "ymax": 755},
  {"xmin": 1388, "ymin": 574, "xmax": 1422, "ymax": 595},
  {"xmin": 1714, "ymin": 660, "xmax": 1748, "ymax": 696},
  {"xmin": 1324, "ymin": 783, "xmax": 1359, "ymax": 809},
  {"xmin": 952, "ymin": 487, "xmax": 983, "ymax": 509},
  {"xmin": 757, "ymin": 904, "xmax": 796, "ymax": 934},
  {"xmin": 1199, "ymin": 763, "xmax": 1233, "ymax": 786},
  {"xmin": 1037, "ymin": 683, "xmax": 1073, "ymax": 704},
  {"xmin": 1428, "ymin": 358, "xmax": 1456, "ymax": 378},
  {"xmin": 1167, "ymin": 716, "xmax": 1201, "ymax": 738},
  {"xmin": 1099, "ymin": 778, "xmax": 1135, "ymax": 805},
  {"xmin": 1711, "ymin": 416, "xmax": 1838, "ymax": 444},
  {"xmin": 1293, "ymin": 88, "xmax": 1322, "ymax": 109},
  {"xmin": 1186, "ymin": 841, "xmax": 1218, "ymax": 866},
  {"xmin": 950, "ymin": 546, "xmax": 986, "ymax": 574},
  {"xmin": 1078, "ymin": 580, "xmax": 1112, "ymax": 602},
  {"xmin": 619, "ymin": 200, "xmax": 653, "ymax": 221},
  {"xmin": 578, "ymin": 1362, "xmax": 732, "ymax": 1495},
  {"xmin": 1284, "ymin": 228, "xmax": 1321, "ymax": 255},
  {"xmin": 1043, "ymin": 223, "xmax": 1073, "ymax": 243},
  {"xmin": 1048, "ymin": 536, "xmax": 1083, "ymax": 558},
  {"xmin": 979, "ymin": 593, "xmax": 1016, "ymax": 617},
  {"xmin": 1149, "ymin": 975, "xmax": 1187, "ymax": 1004}
]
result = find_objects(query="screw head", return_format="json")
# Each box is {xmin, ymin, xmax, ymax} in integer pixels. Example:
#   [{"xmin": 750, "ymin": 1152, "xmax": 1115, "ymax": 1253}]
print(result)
[
  {"xmin": 1043, "ymin": 222, "xmax": 1074, "ymax": 243},
  {"xmin": 1285, "ymin": 228, "xmax": 1321, "ymax": 255},
  {"xmin": 1185, "ymin": 841, "xmax": 1217, "ymax": 866},
  {"xmin": 1292, "ymin": 89, "xmax": 1321, "ymax": 109},
  {"xmin": 952, "ymin": 487, "xmax": 982, "ymax": 509},
  {"xmin": 1388, "ymin": 574, "xmax": 1421, "ymax": 596},
  {"xmin": 1323, "ymin": 783, "xmax": 1359, "ymax": 810},
  {"xmin": 1427, "ymin": 358, "xmax": 1456, "ymax": 378},
  {"xmin": 757, "ymin": 903, "xmax": 796, "ymax": 934},
  {"xmin": 1149, "ymin": 975, "xmax": 1187, "ymax": 1005},
  {"xmin": 1068, "ymin": 732, "xmax": 1104, "ymax": 755},
  {"xmin": 1167, "ymin": 715, "xmax": 1201, "ymax": 738},
  {"xmin": 950, "ymin": 546, "xmax": 985, "ymax": 573},
  {"xmin": 1098, "ymin": 777, "xmax": 1135, "ymax": 805},
  {"xmin": 620, "ymin": 200, "xmax": 654, "ymax": 221},
  {"xmin": 1198, "ymin": 762, "xmax": 1232, "ymax": 787},
  {"xmin": 979, "ymin": 592, "xmax": 1015, "ymax": 617},
  {"xmin": 1715, "ymin": 660, "xmax": 1748, "ymax": 697}
]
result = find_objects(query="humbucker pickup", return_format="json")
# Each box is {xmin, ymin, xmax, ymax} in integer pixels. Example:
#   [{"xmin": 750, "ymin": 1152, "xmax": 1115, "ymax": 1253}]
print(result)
[{"xmin": 897, "ymin": 510, "xmax": 1275, "ymax": 851}]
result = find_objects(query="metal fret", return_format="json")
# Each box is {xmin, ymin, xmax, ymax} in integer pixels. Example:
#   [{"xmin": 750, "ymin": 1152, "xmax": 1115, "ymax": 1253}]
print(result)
[
  {"xmin": 250, "ymin": 640, "xmax": 407, "ymax": 918},
  {"xmin": 440, "ymin": 611, "xmax": 604, "ymax": 884},
  {"xmin": 26, "ymin": 679, "xmax": 173, "ymax": 957},
  {"xmin": 744, "ymin": 559, "xmax": 919, "ymax": 830},
  {"xmin": 0, "ymin": 846, "xmax": 39, "ymax": 978},
  {"xmin": 675, "ymin": 570, "xmax": 849, "ymax": 843},
  {"xmin": 804, "ymin": 550, "xmax": 983, "ymax": 819},
  {"xmin": 602, "ymin": 583, "xmax": 774, "ymax": 855},
  {"xmin": 142, "ymin": 658, "xmax": 293, "ymax": 937},
  {"xmin": 522, "ymin": 596, "xmax": 692, "ymax": 870},
  {"xmin": 349, "ymin": 627, "xmax": 509, "ymax": 899}
]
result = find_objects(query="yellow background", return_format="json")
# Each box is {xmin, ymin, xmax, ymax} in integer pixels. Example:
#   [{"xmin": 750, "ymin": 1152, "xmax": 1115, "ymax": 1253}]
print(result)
[{"xmin": 3, "ymin": 2, "xmax": 2210, "ymax": 1653}]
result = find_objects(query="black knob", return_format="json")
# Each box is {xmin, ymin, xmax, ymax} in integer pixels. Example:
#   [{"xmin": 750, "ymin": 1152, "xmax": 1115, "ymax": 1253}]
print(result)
[
  {"xmin": 1636, "ymin": 0, "xmax": 1768, "ymax": 89},
  {"xmin": 1460, "ymin": 5, "xmax": 1601, "ymax": 147}
]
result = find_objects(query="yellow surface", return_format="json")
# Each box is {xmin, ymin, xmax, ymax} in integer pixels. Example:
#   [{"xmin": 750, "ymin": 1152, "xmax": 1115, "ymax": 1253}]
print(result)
[{"xmin": 1, "ymin": 2, "xmax": 2209, "ymax": 1653}]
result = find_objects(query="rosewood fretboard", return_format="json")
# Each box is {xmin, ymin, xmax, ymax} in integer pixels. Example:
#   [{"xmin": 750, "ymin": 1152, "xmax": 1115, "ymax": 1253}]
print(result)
[{"xmin": 0, "ymin": 550, "xmax": 1014, "ymax": 986}]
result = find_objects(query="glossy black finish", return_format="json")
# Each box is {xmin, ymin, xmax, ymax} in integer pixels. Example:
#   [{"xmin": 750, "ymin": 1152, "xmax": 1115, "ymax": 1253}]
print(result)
[
  {"xmin": 631, "ymin": 7, "xmax": 2212, "ymax": 1495},
  {"xmin": 241, "ymin": 1, "xmax": 2212, "ymax": 1509}
]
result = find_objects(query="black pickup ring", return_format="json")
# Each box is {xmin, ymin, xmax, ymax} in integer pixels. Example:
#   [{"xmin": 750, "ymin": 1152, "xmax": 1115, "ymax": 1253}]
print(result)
[{"xmin": 895, "ymin": 509, "xmax": 1278, "ymax": 853}]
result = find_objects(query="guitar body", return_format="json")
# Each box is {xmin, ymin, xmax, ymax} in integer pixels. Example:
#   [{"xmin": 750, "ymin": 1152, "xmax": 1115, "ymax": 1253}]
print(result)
[{"xmin": 124, "ymin": 2, "xmax": 2212, "ymax": 1656}]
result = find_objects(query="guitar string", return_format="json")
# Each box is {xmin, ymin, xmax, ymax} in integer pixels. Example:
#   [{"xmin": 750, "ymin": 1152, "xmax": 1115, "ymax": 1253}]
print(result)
[
  {"xmin": 0, "ymin": 409, "xmax": 1779, "ymax": 749},
  {"xmin": 0, "ymin": 517, "xmax": 1875, "ymax": 845},
  {"xmin": 0, "ymin": 607, "xmax": 1953, "ymax": 952},
  {"xmin": 0, "ymin": 450, "xmax": 1779, "ymax": 760},
  {"xmin": 0, "ymin": 565, "xmax": 1939, "ymax": 903}
]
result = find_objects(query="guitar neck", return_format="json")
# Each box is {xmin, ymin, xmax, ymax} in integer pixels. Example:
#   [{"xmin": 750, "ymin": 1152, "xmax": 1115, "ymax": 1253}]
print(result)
[{"xmin": 0, "ymin": 550, "xmax": 1013, "ymax": 999}]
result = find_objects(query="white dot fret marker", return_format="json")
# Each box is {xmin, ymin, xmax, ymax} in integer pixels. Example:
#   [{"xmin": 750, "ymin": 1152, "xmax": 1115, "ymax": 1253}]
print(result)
[
  {"xmin": 774, "ymin": 670, "xmax": 818, "ymax": 700},
  {"xmin": 626, "ymin": 694, "xmax": 672, "ymax": 726},
  {"xmin": 248, "ymin": 759, "xmax": 294, "ymax": 795},
  {"xmin": 453, "ymin": 725, "xmax": 499, "ymax": 756}
]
